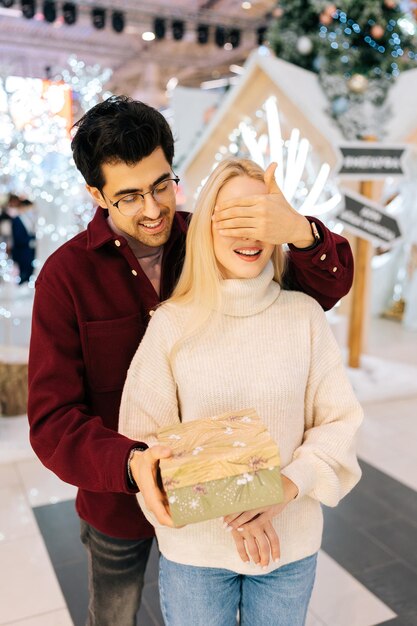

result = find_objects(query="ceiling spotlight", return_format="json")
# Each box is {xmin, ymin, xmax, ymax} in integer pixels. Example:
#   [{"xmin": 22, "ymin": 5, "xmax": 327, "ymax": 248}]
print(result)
[
  {"xmin": 256, "ymin": 25, "xmax": 267, "ymax": 46},
  {"xmin": 241, "ymin": 1, "xmax": 252, "ymax": 9},
  {"xmin": 43, "ymin": 0, "xmax": 56, "ymax": 22},
  {"xmin": 62, "ymin": 1, "xmax": 76, "ymax": 24},
  {"xmin": 172, "ymin": 19, "xmax": 185, "ymax": 41},
  {"xmin": 91, "ymin": 7, "xmax": 106, "ymax": 29},
  {"xmin": 229, "ymin": 28, "xmax": 240, "ymax": 48},
  {"xmin": 111, "ymin": 10, "xmax": 124, "ymax": 33},
  {"xmin": 21, "ymin": 0, "xmax": 35, "ymax": 19},
  {"xmin": 154, "ymin": 16, "xmax": 165, "ymax": 39},
  {"xmin": 197, "ymin": 23, "xmax": 209, "ymax": 44},
  {"xmin": 142, "ymin": 31, "xmax": 155, "ymax": 41},
  {"xmin": 215, "ymin": 25, "xmax": 226, "ymax": 47}
]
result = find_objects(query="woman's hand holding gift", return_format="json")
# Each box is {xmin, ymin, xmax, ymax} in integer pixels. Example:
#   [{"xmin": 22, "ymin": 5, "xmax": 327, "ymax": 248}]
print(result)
[{"xmin": 224, "ymin": 476, "xmax": 299, "ymax": 566}]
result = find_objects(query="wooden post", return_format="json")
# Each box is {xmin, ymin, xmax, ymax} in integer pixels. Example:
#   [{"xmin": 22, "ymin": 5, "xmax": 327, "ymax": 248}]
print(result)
[
  {"xmin": 0, "ymin": 345, "xmax": 29, "ymax": 416},
  {"xmin": 347, "ymin": 178, "xmax": 373, "ymax": 368}
]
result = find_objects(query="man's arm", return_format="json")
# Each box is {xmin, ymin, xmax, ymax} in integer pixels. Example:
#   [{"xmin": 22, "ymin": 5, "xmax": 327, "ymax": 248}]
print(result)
[
  {"xmin": 285, "ymin": 216, "xmax": 353, "ymax": 311},
  {"xmin": 212, "ymin": 162, "xmax": 353, "ymax": 310},
  {"xmin": 28, "ymin": 278, "xmax": 142, "ymax": 494}
]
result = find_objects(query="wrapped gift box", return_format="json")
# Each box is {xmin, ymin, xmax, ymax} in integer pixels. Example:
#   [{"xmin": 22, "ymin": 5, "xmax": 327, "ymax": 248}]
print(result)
[{"xmin": 157, "ymin": 408, "xmax": 283, "ymax": 527}]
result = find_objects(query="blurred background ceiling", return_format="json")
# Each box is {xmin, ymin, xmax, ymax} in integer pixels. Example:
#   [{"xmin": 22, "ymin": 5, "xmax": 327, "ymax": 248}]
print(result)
[{"xmin": 0, "ymin": 0, "xmax": 276, "ymax": 106}]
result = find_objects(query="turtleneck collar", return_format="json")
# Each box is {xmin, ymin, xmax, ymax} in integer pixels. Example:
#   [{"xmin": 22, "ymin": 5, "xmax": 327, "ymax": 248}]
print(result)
[{"xmin": 218, "ymin": 261, "xmax": 281, "ymax": 317}]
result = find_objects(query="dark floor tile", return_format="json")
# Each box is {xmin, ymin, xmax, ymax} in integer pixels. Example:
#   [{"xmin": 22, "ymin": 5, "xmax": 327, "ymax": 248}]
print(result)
[
  {"xmin": 141, "ymin": 581, "xmax": 164, "ymax": 626},
  {"xmin": 322, "ymin": 508, "xmax": 398, "ymax": 575},
  {"xmin": 141, "ymin": 541, "xmax": 164, "ymax": 625},
  {"xmin": 33, "ymin": 499, "xmax": 85, "ymax": 565},
  {"xmin": 328, "ymin": 485, "xmax": 402, "ymax": 530},
  {"xmin": 364, "ymin": 518, "xmax": 417, "ymax": 574},
  {"xmin": 357, "ymin": 561, "xmax": 417, "ymax": 617},
  {"xmin": 358, "ymin": 460, "xmax": 417, "ymax": 523},
  {"xmin": 136, "ymin": 600, "xmax": 161, "ymax": 626},
  {"xmin": 33, "ymin": 462, "xmax": 417, "ymax": 625},
  {"xmin": 144, "ymin": 540, "xmax": 160, "ymax": 585},
  {"xmin": 35, "ymin": 499, "xmax": 161, "ymax": 625},
  {"xmin": 381, "ymin": 617, "xmax": 417, "ymax": 626},
  {"xmin": 55, "ymin": 559, "xmax": 89, "ymax": 626}
]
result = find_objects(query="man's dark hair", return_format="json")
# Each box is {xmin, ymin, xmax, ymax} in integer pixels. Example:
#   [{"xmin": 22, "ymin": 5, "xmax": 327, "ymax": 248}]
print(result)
[{"xmin": 71, "ymin": 95, "xmax": 175, "ymax": 190}]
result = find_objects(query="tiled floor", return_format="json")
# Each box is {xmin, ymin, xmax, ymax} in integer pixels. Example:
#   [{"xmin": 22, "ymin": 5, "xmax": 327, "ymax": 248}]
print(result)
[
  {"xmin": 31, "ymin": 463, "xmax": 403, "ymax": 626},
  {"xmin": 1, "ymin": 316, "xmax": 417, "ymax": 626}
]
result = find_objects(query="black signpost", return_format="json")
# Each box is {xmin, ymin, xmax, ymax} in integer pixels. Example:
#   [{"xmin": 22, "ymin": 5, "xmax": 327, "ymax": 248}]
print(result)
[
  {"xmin": 337, "ymin": 190, "xmax": 402, "ymax": 247},
  {"xmin": 335, "ymin": 140, "xmax": 407, "ymax": 368},
  {"xmin": 337, "ymin": 144, "xmax": 406, "ymax": 178}
]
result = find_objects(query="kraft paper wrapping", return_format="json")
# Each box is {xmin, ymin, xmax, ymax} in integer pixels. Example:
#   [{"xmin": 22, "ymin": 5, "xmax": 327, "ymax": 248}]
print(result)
[{"xmin": 157, "ymin": 408, "xmax": 283, "ymax": 526}]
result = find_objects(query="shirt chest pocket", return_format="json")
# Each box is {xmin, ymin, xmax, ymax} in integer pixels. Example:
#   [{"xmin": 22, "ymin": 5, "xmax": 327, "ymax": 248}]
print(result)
[{"xmin": 82, "ymin": 313, "xmax": 144, "ymax": 393}]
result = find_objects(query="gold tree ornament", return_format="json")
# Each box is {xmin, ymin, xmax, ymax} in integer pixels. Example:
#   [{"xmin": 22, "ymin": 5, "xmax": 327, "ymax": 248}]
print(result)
[
  {"xmin": 382, "ymin": 298, "xmax": 405, "ymax": 321},
  {"xmin": 347, "ymin": 74, "xmax": 369, "ymax": 94},
  {"xmin": 319, "ymin": 11, "xmax": 333, "ymax": 25},
  {"xmin": 371, "ymin": 24, "xmax": 385, "ymax": 39},
  {"xmin": 324, "ymin": 4, "xmax": 337, "ymax": 16}
]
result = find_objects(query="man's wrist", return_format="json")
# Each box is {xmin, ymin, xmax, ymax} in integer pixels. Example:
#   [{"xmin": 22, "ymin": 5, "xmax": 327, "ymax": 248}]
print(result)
[
  {"xmin": 127, "ymin": 446, "xmax": 147, "ymax": 490},
  {"xmin": 292, "ymin": 219, "xmax": 321, "ymax": 250}
]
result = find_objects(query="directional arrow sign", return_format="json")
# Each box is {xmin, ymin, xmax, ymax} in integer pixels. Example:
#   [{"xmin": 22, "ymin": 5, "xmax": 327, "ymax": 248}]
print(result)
[
  {"xmin": 337, "ymin": 190, "xmax": 402, "ymax": 247},
  {"xmin": 337, "ymin": 143, "xmax": 407, "ymax": 179}
]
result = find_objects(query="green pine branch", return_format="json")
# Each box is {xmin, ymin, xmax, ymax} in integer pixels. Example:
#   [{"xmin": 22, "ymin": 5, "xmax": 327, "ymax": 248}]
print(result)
[{"xmin": 267, "ymin": 0, "xmax": 417, "ymax": 79}]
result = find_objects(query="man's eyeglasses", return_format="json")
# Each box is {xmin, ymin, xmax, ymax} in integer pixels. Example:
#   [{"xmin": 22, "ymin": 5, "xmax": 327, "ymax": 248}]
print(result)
[{"xmin": 105, "ymin": 177, "xmax": 180, "ymax": 217}]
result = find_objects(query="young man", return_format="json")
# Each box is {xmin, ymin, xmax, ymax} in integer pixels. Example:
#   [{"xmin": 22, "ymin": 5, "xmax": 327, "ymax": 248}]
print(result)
[{"xmin": 28, "ymin": 95, "xmax": 354, "ymax": 626}]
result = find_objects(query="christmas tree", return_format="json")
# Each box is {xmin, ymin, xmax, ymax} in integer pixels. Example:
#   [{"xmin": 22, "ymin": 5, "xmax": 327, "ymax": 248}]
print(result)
[{"xmin": 267, "ymin": 1, "xmax": 417, "ymax": 138}]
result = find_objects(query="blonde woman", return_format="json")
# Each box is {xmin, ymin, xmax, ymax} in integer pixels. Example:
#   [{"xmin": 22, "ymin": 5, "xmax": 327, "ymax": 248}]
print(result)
[{"xmin": 119, "ymin": 158, "xmax": 362, "ymax": 626}]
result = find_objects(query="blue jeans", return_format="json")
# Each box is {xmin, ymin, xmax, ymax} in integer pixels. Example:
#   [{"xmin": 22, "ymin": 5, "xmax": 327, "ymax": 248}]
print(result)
[
  {"xmin": 80, "ymin": 520, "xmax": 153, "ymax": 626},
  {"xmin": 159, "ymin": 553, "xmax": 317, "ymax": 626}
]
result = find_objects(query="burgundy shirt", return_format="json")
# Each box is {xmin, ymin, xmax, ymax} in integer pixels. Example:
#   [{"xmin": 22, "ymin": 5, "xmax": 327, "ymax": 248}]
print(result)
[
  {"xmin": 108, "ymin": 215, "xmax": 163, "ymax": 296},
  {"xmin": 28, "ymin": 208, "xmax": 353, "ymax": 539}
]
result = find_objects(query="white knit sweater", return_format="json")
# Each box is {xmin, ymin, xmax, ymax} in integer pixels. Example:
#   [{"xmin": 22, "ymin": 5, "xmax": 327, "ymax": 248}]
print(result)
[{"xmin": 119, "ymin": 262, "xmax": 363, "ymax": 574}]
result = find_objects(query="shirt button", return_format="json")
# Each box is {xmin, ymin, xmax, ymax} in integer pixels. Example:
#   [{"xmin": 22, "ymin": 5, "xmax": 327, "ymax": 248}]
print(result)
[
  {"xmin": 332, "ymin": 266, "xmax": 338, "ymax": 273},
  {"xmin": 131, "ymin": 269, "xmax": 138, "ymax": 276},
  {"xmin": 320, "ymin": 253, "xmax": 326, "ymax": 261},
  {"xmin": 114, "ymin": 239, "xmax": 121, "ymax": 247}
]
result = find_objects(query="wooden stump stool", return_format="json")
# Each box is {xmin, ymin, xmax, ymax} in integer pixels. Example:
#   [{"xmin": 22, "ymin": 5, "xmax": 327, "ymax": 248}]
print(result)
[{"xmin": 0, "ymin": 345, "xmax": 29, "ymax": 417}]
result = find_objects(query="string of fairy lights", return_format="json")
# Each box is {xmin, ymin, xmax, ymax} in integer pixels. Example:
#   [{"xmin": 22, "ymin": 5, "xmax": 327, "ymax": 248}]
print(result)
[
  {"xmin": 318, "ymin": 8, "xmax": 417, "ymax": 79},
  {"xmin": 0, "ymin": 57, "xmax": 112, "ymax": 298}
]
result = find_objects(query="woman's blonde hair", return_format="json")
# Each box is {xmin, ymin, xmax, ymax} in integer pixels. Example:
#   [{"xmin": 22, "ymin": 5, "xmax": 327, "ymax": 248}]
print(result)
[{"xmin": 165, "ymin": 158, "xmax": 287, "ymax": 357}]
